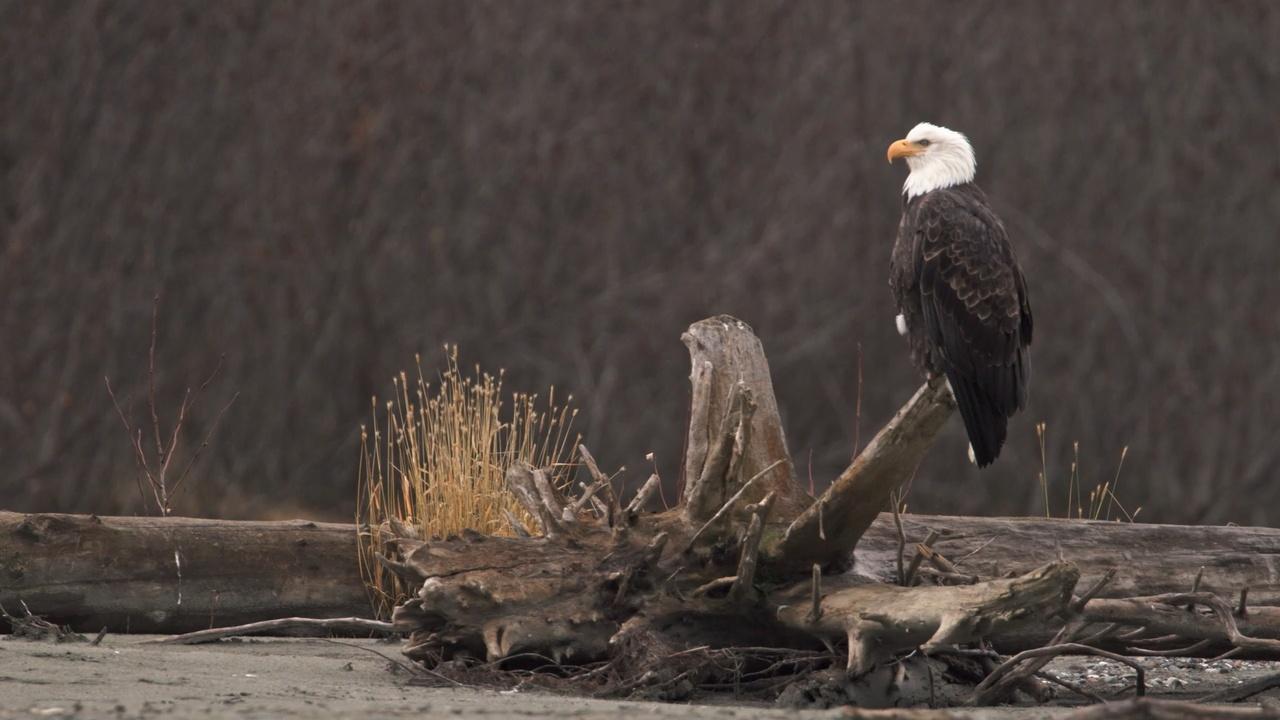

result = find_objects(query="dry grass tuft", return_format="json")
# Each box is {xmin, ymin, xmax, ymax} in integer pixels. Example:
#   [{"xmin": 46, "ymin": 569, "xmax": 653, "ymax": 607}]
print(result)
[
  {"xmin": 356, "ymin": 346, "xmax": 580, "ymax": 616},
  {"xmin": 1036, "ymin": 421, "xmax": 1138, "ymax": 522}
]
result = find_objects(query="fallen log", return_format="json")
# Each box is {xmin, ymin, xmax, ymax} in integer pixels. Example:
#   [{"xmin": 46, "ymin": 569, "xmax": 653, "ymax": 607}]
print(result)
[
  {"xmin": 0, "ymin": 512, "xmax": 369, "ymax": 633},
  {"xmin": 4, "ymin": 510, "xmax": 1278, "ymax": 636},
  {"xmin": 855, "ymin": 514, "xmax": 1280, "ymax": 606},
  {"xmin": 772, "ymin": 561, "xmax": 1079, "ymax": 674}
]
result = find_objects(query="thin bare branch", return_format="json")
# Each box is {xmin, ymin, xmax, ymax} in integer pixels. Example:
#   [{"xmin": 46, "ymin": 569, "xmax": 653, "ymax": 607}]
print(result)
[
  {"xmin": 578, "ymin": 444, "xmax": 620, "ymax": 524},
  {"xmin": 729, "ymin": 491, "xmax": 774, "ymax": 603},
  {"xmin": 151, "ymin": 617, "xmax": 396, "ymax": 645},
  {"xmin": 148, "ymin": 292, "xmax": 163, "ymax": 462},
  {"xmin": 903, "ymin": 529, "xmax": 941, "ymax": 587},
  {"xmin": 972, "ymin": 643, "xmax": 1145, "ymax": 705},
  {"xmin": 626, "ymin": 473, "xmax": 661, "ymax": 517},
  {"xmin": 684, "ymin": 459, "xmax": 784, "ymax": 552}
]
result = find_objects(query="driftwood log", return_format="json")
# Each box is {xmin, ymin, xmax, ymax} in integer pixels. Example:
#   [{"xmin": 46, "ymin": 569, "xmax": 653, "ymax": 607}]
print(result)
[
  {"xmin": 6, "ymin": 511, "xmax": 1278, "ymax": 637},
  {"xmin": 0, "ymin": 512, "xmax": 367, "ymax": 633}
]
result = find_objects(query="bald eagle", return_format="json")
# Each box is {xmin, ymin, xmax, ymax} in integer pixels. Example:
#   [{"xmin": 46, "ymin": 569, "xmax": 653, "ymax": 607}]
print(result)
[{"xmin": 886, "ymin": 123, "xmax": 1032, "ymax": 467}]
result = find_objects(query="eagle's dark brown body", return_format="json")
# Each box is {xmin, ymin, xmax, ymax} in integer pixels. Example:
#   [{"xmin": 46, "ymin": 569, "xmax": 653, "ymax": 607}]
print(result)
[{"xmin": 890, "ymin": 182, "xmax": 1033, "ymax": 466}]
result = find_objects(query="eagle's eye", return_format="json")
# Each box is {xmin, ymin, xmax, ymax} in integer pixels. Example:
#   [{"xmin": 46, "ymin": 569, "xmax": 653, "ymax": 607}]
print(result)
[{"xmin": 917, "ymin": 139, "xmax": 932, "ymax": 147}]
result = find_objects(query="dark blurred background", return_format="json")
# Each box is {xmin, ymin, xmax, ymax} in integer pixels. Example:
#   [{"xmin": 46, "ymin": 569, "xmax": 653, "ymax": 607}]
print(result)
[{"xmin": 2, "ymin": 1, "xmax": 1277, "ymax": 524}]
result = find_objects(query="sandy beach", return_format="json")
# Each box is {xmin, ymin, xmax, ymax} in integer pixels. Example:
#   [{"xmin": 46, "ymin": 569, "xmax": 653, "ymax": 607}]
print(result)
[{"xmin": 3, "ymin": 635, "xmax": 1278, "ymax": 719}]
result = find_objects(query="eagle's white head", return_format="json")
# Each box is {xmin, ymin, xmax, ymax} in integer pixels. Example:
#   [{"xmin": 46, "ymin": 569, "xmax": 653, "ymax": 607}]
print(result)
[{"xmin": 887, "ymin": 122, "xmax": 976, "ymax": 199}]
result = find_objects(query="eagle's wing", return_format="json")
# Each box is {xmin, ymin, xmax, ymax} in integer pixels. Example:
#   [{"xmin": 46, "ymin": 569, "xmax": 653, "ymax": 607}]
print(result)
[{"xmin": 916, "ymin": 191, "xmax": 1031, "ymax": 466}]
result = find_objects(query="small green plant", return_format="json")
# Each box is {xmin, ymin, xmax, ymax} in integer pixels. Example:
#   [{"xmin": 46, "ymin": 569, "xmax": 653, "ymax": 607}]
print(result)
[{"xmin": 356, "ymin": 346, "xmax": 580, "ymax": 617}]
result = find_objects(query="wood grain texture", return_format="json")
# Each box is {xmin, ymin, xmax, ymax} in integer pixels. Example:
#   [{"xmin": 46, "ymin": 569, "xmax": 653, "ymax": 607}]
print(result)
[
  {"xmin": 0, "ymin": 511, "xmax": 369, "ymax": 633},
  {"xmin": 680, "ymin": 315, "xmax": 807, "ymax": 522}
]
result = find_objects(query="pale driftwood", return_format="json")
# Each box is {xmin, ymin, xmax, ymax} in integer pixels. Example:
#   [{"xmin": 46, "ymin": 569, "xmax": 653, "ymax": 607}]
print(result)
[
  {"xmin": 971, "ymin": 642, "xmax": 1147, "ymax": 705},
  {"xmin": 1082, "ymin": 594, "xmax": 1280, "ymax": 649},
  {"xmin": 683, "ymin": 459, "xmax": 784, "ymax": 551},
  {"xmin": 685, "ymin": 380, "xmax": 751, "ymax": 522},
  {"xmin": 679, "ymin": 315, "xmax": 807, "ymax": 522},
  {"xmin": 390, "ymin": 525, "xmax": 633, "ymax": 664},
  {"xmin": 853, "ymin": 514, "xmax": 1280, "ymax": 607},
  {"xmin": 6, "ymin": 509, "xmax": 1280, "ymax": 636},
  {"xmin": 625, "ymin": 473, "xmax": 662, "ymax": 519},
  {"xmin": 577, "ymin": 444, "xmax": 621, "ymax": 522},
  {"xmin": 771, "ymin": 378, "xmax": 955, "ymax": 571},
  {"xmin": 152, "ymin": 616, "xmax": 395, "ymax": 645},
  {"xmin": 506, "ymin": 462, "xmax": 563, "ymax": 538},
  {"xmin": 773, "ymin": 562, "xmax": 1080, "ymax": 675},
  {"xmin": 728, "ymin": 491, "xmax": 775, "ymax": 603},
  {"xmin": 0, "ymin": 511, "xmax": 368, "ymax": 633}
]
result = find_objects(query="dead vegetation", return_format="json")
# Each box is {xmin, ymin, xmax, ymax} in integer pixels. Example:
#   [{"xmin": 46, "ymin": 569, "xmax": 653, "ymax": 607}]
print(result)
[
  {"xmin": 0, "ymin": 601, "xmax": 86, "ymax": 643},
  {"xmin": 104, "ymin": 295, "xmax": 237, "ymax": 517},
  {"xmin": 356, "ymin": 347, "xmax": 580, "ymax": 616}
]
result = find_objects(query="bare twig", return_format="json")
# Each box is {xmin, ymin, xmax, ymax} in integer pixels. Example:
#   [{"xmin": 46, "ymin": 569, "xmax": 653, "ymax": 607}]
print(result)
[
  {"xmin": 683, "ymin": 459, "xmax": 784, "ymax": 551},
  {"xmin": 147, "ymin": 293, "xmax": 163, "ymax": 462},
  {"xmin": 578, "ymin": 445, "xmax": 621, "ymax": 525},
  {"xmin": 722, "ymin": 389, "xmax": 756, "ymax": 500},
  {"xmin": 103, "ymin": 298, "xmax": 234, "ymax": 516},
  {"xmin": 105, "ymin": 377, "xmax": 158, "ymax": 510},
  {"xmin": 151, "ymin": 617, "xmax": 396, "ymax": 645},
  {"xmin": 319, "ymin": 638, "xmax": 441, "ymax": 682},
  {"xmin": 807, "ymin": 564, "xmax": 822, "ymax": 623},
  {"xmin": 684, "ymin": 381, "xmax": 746, "ymax": 520},
  {"xmin": 1128, "ymin": 639, "xmax": 1212, "ymax": 656},
  {"xmin": 625, "ymin": 473, "xmax": 661, "ymax": 517},
  {"xmin": 916, "ymin": 566, "xmax": 980, "ymax": 585},
  {"xmin": 903, "ymin": 529, "xmax": 941, "ymax": 587},
  {"xmin": 1072, "ymin": 568, "xmax": 1117, "ymax": 612},
  {"xmin": 531, "ymin": 466, "xmax": 565, "ymax": 519},
  {"xmin": 891, "ymin": 493, "xmax": 906, "ymax": 586},
  {"xmin": 917, "ymin": 545, "xmax": 977, "ymax": 584},
  {"xmin": 1078, "ymin": 622, "xmax": 1124, "ymax": 646},
  {"xmin": 170, "ymin": 387, "xmax": 238, "ymax": 495},
  {"xmin": 972, "ymin": 643, "xmax": 1145, "ymax": 705},
  {"xmin": 1034, "ymin": 670, "xmax": 1107, "ymax": 704},
  {"xmin": 1084, "ymin": 592, "xmax": 1280, "ymax": 655},
  {"xmin": 505, "ymin": 463, "xmax": 562, "ymax": 538},
  {"xmin": 729, "ymin": 492, "xmax": 775, "ymax": 603},
  {"xmin": 690, "ymin": 576, "xmax": 737, "ymax": 598},
  {"xmin": 567, "ymin": 478, "xmax": 608, "ymax": 519}
]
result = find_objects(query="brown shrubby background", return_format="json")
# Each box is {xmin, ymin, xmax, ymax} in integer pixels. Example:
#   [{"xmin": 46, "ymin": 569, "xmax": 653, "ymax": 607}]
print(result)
[{"xmin": 2, "ymin": 1, "xmax": 1277, "ymax": 524}]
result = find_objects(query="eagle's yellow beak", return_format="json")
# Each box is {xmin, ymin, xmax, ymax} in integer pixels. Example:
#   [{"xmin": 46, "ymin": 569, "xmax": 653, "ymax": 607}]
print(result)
[{"xmin": 887, "ymin": 139, "xmax": 924, "ymax": 163}]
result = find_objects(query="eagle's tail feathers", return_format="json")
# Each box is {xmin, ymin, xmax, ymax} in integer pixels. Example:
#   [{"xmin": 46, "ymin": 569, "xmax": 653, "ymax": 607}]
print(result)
[{"xmin": 946, "ymin": 370, "xmax": 1007, "ymax": 468}]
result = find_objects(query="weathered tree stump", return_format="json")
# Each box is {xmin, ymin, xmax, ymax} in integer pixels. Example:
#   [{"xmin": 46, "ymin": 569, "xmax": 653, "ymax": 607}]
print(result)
[{"xmin": 375, "ymin": 315, "xmax": 1079, "ymax": 701}]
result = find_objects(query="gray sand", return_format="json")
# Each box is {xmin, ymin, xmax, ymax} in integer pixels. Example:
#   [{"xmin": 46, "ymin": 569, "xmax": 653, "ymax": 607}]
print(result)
[{"xmin": 1, "ymin": 635, "xmax": 1276, "ymax": 719}]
